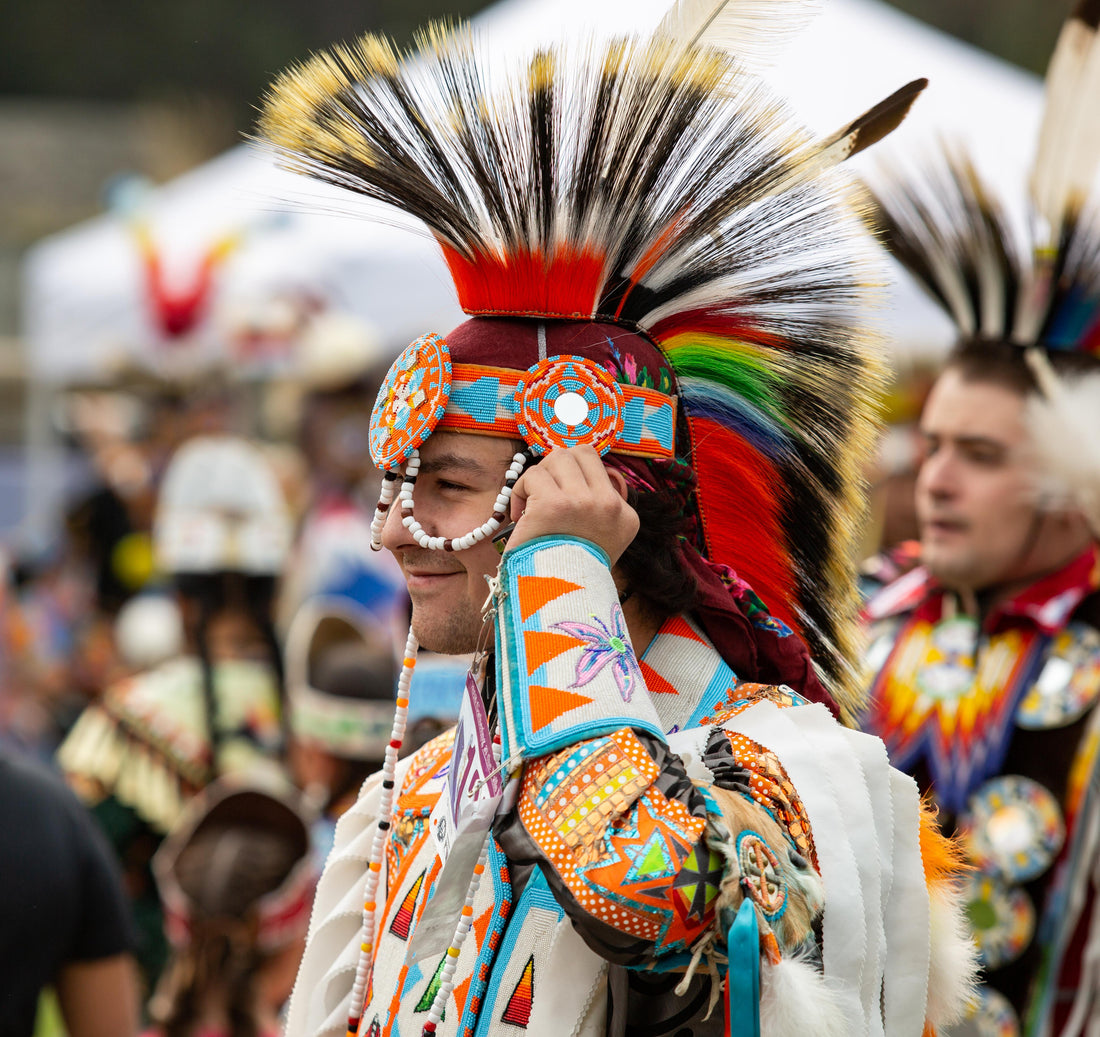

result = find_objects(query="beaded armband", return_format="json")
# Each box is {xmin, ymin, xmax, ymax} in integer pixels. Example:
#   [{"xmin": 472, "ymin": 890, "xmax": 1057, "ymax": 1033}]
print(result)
[{"xmin": 493, "ymin": 536, "xmax": 664, "ymax": 762}]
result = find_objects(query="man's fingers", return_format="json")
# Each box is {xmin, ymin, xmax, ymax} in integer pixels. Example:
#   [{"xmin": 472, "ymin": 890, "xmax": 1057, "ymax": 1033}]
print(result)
[
  {"xmin": 539, "ymin": 449, "xmax": 593, "ymax": 494},
  {"xmin": 527, "ymin": 445, "xmax": 607, "ymax": 494},
  {"xmin": 570, "ymin": 445, "xmax": 615, "ymax": 491},
  {"xmin": 510, "ymin": 463, "xmax": 552, "ymax": 521},
  {"xmin": 504, "ymin": 446, "xmax": 639, "ymax": 562},
  {"xmin": 512, "ymin": 450, "xmax": 588, "ymax": 505}
]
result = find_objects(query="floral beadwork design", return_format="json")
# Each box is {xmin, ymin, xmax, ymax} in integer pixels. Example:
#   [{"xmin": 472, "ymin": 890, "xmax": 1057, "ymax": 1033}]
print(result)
[
  {"xmin": 553, "ymin": 604, "xmax": 642, "ymax": 702},
  {"xmin": 604, "ymin": 338, "xmax": 675, "ymax": 394}
]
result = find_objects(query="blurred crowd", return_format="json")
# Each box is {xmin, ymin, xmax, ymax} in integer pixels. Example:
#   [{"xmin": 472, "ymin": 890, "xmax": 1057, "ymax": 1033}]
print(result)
[{"xmin": 0, "ymin": 309, "xmax": 470, "ymax": 1037}]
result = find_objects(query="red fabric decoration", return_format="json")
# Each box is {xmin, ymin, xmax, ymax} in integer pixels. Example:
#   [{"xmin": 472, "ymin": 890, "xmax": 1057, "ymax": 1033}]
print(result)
[{"xmin": 689, "ymin": 418, "xmax": 796, "ymax": 632}]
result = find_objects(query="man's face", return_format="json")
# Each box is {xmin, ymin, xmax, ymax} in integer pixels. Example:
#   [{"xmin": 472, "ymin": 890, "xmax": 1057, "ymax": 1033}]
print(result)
[
  {"xmin": 915, "ymin": 368, "xmax": 1043, "ymax": 592},
  {"xmin": 381, "ymin": 431, "xmax": 516, "ymax": 653}
]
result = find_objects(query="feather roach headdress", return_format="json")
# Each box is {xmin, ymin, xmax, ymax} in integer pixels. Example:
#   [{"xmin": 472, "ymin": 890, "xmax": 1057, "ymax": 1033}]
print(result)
[
  {"xmin": 258, "ymin": 2, "xmax": 926, "ymax": 718},
  {"xmin": 1027, "ymin": 367, "xmax": 1100, "ymax": 536},
  {"xmin": 869, "ymin": 0, "xmax": 1100, "ymax": 357}
]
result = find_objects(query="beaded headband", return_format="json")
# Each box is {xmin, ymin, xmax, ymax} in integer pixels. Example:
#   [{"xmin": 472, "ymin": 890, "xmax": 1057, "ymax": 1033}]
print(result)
[{"xmin": 367, "ymin": 331, "xmax": 678, "ymax": 553}]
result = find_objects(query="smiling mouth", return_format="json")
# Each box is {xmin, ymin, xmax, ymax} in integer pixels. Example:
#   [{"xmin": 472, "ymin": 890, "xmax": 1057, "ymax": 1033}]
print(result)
[
  {"xmin": 925, "ymin": 519, "xmax": 967, "ymax": 534},
  {"xmin": 404, "ymin": 569, "xmax": 464, "ymax": 582}
]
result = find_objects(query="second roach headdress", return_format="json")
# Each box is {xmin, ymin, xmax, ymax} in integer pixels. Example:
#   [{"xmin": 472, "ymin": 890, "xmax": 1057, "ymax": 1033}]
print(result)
[
  {"xmin": 867, "ymin": 0, "xmax": 1100, "ymax": 541},
  {"xmin": 259, "ymin": 1, "xmax": 926, "ymax": 719}
]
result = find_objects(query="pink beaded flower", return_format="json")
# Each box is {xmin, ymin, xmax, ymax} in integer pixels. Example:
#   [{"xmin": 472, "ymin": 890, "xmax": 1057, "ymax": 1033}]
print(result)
[{"xmin": 552, "ymin": 605, "xmax": 642, "ymax": 702}]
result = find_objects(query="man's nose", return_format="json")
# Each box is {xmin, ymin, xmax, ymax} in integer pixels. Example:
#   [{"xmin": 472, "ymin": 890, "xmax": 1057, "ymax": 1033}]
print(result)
[
  {"xmin": 381, "ymin": 485, "xmax": 413, "ymax": 553},
  {"xmin": 919, "ymin": 449, "xmax": 958, "ymax": 499}
]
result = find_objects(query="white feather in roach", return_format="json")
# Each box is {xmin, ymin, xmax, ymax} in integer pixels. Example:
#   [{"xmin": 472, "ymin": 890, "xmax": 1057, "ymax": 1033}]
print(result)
[{"xmin": 1025, "ymin": 348, "xmax": 1100, "ymax": 537}]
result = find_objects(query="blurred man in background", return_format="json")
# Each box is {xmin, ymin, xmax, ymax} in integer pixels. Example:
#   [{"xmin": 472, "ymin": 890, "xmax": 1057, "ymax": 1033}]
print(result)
[
  {"xmin": 0, "ymin": 748, "xmax": 140, "ymax": 1037},
  {"xmin": 860, "ymin": 11, "xmax": 1100, "ymax": 1026}
]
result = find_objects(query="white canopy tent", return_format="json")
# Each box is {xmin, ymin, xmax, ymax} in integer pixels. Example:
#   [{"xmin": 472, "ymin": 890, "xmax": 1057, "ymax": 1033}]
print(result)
[
  {"xmin": 21, "ymin": 0, "xmax": 1044, "ymax": 382},
  {"xmin": 19, "ymin": 0, "xmax": 1045, "ymax": 541}
]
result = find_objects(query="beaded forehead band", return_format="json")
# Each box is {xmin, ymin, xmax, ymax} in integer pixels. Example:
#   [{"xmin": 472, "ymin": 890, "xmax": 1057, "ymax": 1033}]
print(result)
[{"xmin": 367, "ymin": 332, "xmax": 678, "ymax": 552}]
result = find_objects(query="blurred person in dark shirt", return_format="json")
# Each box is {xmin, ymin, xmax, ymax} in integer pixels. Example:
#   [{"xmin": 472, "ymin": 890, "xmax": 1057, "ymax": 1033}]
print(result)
[{"xmin": 0, "ymin": 749, "xmax": 139, "ymax": 1037}]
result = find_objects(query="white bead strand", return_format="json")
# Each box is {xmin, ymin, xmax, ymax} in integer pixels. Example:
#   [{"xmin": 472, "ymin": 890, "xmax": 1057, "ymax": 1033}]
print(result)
[
  {"xmin": 399, "ymin": 449, "xmax": 529, "ymax": 552},
  {"xmin": 346, "ymin": 626, "xmax": 418, "ymax": 1037},
  {"xmin": 418, "ymin": 810, "xmax": 492, "ymax": 1036},
  {"xmin": 369, "ymin": 472, "xmax": 400, "ymax": 551}
]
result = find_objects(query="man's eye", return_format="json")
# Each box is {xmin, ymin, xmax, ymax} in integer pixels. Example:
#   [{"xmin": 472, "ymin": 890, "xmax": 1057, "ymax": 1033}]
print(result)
[{"xmin": 436, "ymin": 479, "xmax": 470, "ymax": 492}]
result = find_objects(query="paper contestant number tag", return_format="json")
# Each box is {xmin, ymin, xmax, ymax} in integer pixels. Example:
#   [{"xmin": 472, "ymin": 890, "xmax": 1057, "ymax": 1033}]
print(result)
[
  {"xmin": 411, "ymin": 673, "xmax": 504, "ymax": 963},
  {"xmin": 429, "ymin": 672, "xmax": 503, "ymax": 862}
]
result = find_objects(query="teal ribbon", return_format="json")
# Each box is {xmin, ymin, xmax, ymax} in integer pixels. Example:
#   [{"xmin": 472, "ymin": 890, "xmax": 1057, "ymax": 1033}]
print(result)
[{"xmin": 726, "ymin": 899, "xmax": 761, "ymax": 1037}]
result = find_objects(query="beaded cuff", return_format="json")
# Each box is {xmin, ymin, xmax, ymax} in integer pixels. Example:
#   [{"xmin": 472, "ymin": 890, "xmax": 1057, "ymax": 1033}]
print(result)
[{"xmin": 493, "ymin": 536, "xmax": 665, "ymax": 761}]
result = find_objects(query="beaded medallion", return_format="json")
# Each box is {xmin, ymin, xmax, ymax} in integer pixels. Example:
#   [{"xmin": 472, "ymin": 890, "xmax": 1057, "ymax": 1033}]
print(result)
[
  {"xmin": 960, "ymin": 871, "xmax": 1035, "ymax": 969},
  {"xmin": 514, "ymin": 355, "xmax": 624, "ymax": 456},
  {"xmin": 964, "ymin": 987, "xmax": 1021, "ymax": 1037},
  {"xmin": 369, "ymin": 333, "xmax": 453, "ymax": 469},
  {"xmin": 914, "ymin": 616, "xmax": 979, "ymax": 700},
  {"xmin": 958, "ymin": 775, "xmax": 1065, "ymax": 884},
  {"xmin": 1017, "ymin": 621, "xmax": 1100, "ymax": 729},
  {"xmin": 736, "ymin": 830, "xmax": 787, "ymax": 920}
]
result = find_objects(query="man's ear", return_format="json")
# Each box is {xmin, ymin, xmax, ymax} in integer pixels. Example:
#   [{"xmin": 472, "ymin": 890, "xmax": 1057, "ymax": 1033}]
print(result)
[{"xmin": 605, "ymin": 466, "xmax": 630, "ymax": 502}]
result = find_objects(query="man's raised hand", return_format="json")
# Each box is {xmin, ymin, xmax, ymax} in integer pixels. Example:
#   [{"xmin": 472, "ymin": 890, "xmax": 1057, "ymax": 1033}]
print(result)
[{"xmin": 506, "ymin": 446, "xmax": 638, "ymax": 564}]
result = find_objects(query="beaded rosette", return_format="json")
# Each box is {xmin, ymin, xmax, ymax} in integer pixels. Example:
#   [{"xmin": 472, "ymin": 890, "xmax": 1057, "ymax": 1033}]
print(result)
[
  {"xmin": 954, "ymin": 774, "xmax": 1066, "ymax": 978},
  {"xmin": 369, "ymin": 333, "xmax": 453, "ymax": 470},
  {"xmin": 514, "ymin": 355, "xmax": 625, "ymax": 455}
]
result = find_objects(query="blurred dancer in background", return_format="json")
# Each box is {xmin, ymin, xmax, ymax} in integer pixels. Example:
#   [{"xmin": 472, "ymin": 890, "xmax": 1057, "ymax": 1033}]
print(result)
[
  {"xmin": 280, "ymin": 314, "xmax": 469, "ymax": 732},
  {"xmin": 58, "ymin": 435, "xmax": 291, "ymax": 993},
  {"xmin": 860, "ymin": 5, "xmax": 1100, "ymax": 1033},
  {"xmin": 284, "ymin": 597, "xmax": 397, "ymax": 865},
  {"xmin": 147, "ymin": 777, "xmax": 316, "ymax": 1037},
  {"xmin": 278, "ymin": 311, "xmax": 407, "ymax": 638}
]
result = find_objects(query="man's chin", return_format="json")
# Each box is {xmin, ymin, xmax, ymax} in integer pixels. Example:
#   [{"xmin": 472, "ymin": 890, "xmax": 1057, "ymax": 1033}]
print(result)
[
  {"xmin": 410, "ymin": 616, "xmax": 482, "ymax": 656},
  {"xmin": 920, "ymin": 548, "xmax": 986, "ymax": 594}
]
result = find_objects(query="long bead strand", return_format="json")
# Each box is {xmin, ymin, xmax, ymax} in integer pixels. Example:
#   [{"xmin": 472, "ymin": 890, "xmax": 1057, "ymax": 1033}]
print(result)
[
  {"xmin": 420, "ymin": 731, "xmax": 501, "ymax": 1036},
  {"xmin": 369, "ymin": 471, "xmax": 400, "ymax": 551},
  {"xmin": 420, "ymin": 834, "xmax": 492, "ymax": 1036},
  {"xmin": 346, "ymin": 626, "xmax": 418, "ymax": 1037}
]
